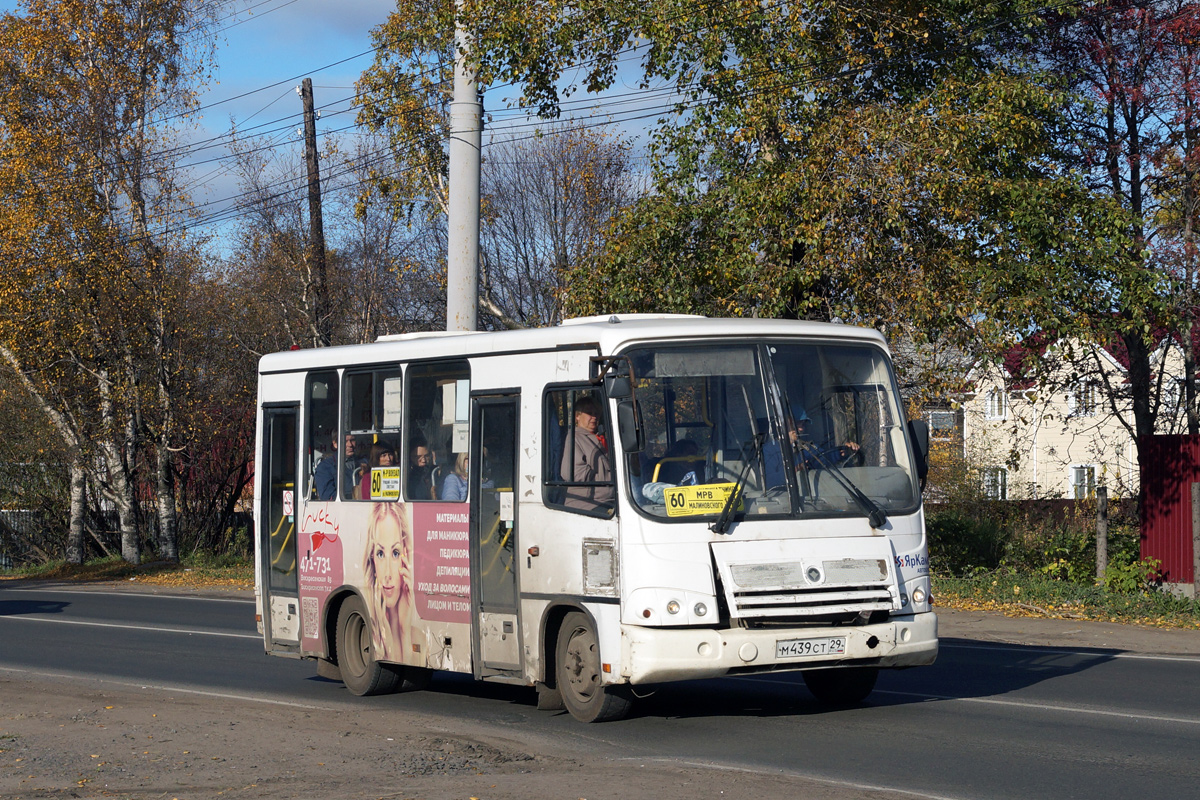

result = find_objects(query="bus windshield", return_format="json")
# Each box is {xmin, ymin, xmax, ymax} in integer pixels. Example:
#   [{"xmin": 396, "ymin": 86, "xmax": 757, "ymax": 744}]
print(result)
[{"xmin": 624, "ymin": 340, "xmax": 920, "ymax": 521}]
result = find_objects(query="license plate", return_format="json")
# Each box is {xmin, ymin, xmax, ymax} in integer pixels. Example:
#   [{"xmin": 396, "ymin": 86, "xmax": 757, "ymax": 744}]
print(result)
[{"xmin": 775, "ymin": 636, "xmax": 846, "ymax": 659}]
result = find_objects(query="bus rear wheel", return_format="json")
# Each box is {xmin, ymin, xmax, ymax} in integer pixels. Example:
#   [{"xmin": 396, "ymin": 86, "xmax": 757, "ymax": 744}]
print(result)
[
  {"xmin": 555, "ymin": 612, "xmax": 632, "ymax": 723},
  {"xmin": 802, "ymin": 666, "xmax": 879, "ymax": 706},
  {"xmin": 335, "ymin": 596, "xmax": 400, "ymax": 696}
]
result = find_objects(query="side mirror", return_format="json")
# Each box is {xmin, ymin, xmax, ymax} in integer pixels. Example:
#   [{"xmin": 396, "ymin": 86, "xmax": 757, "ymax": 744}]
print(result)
[
  {"xmin": 617, "ymin": 399, "xmax": 645, "ymax": 453},
  {"xmin": 907, "ymin": 419, "xmax": 930, "ymax": 482},
  {"xmin": 605, "ymin": 373, "xmax": 632, "ymax": 399}
]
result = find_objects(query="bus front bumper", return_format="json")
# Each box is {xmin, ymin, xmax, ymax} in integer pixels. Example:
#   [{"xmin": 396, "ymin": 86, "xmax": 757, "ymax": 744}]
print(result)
[{"xmin": 619, "ymin": 611, "xmax": 937, "ymax": 685}]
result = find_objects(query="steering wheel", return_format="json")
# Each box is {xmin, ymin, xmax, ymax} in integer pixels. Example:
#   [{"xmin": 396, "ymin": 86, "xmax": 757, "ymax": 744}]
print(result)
[{"xmin": 834, "ymin": 446, "xmax": 863, "ymax": 468}]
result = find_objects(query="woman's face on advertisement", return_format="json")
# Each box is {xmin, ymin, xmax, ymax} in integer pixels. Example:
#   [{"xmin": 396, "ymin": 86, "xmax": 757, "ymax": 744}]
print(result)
[{"xmin": 372, "ymin": 515, "xmax": 409, "ymax": 608}]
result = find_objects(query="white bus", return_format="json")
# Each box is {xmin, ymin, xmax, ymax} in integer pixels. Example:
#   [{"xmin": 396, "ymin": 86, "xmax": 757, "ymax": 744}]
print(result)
[{"xmin": 254, "ymin": 315, "xmax": 937, "ymax": 722}]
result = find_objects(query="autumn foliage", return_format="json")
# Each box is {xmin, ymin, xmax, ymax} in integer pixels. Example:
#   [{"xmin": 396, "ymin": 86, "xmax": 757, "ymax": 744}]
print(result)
[{"xmin": 2, "ymin": 0, "xmax": 1200, "ymax": 565}]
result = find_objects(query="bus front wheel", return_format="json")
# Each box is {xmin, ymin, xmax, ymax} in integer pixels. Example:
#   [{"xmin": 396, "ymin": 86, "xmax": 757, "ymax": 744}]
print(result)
[
  {"xmin": 555, "ymin": 612, "xmax": 632, "ymax": 723},
  {"xmin": 802, "ymin": 666, "xmax": 879, "ymax": 706},
  {"xmin": 335, "ymin": 596, "xmax": 400, "ymax": 696}
]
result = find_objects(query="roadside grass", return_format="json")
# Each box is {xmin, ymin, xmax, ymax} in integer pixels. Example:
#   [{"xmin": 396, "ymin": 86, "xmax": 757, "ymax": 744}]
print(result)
[
  {"xmin": 934, "ymin": 570, "xmax": 1200, "ymax": 629},
  {"xmin": 0, "ymin": 553, "xmax": 253, "ymax": 590}
]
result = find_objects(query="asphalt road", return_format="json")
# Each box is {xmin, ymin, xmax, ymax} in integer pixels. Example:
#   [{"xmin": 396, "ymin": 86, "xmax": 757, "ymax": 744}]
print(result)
[{"xmin": 2, "ymin": 581, "xmax": 1198, "ymax": 800}]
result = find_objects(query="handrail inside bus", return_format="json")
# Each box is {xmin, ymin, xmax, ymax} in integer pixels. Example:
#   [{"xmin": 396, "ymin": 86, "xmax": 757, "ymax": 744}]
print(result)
[
  {"xmin": 651, "ymin": 455, "xmax": 708, "ymax": 483},
  {"xmin": 270, "ymin": 523, "xmax": 294, "ymax": 568}
]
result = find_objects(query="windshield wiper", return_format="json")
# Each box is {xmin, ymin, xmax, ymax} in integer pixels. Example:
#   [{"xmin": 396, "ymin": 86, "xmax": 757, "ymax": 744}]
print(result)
[
  {"xmin": 711, "ymin": 433, "xmax": 764, "ymax": 535},
  {"xmin": 798, "ymin": 443, "xmax": 889, "ymax": 529}
]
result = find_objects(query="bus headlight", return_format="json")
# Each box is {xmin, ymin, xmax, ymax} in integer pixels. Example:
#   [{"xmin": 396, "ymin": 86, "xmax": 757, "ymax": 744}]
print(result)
[
  {"xmin": 693, "ymin": 602, "xmax": 708, "ymax": 617},
  {"xmin": 912, "ymin": 586, "xmax": 927, "ymax": 605},
  {"xmin": 666, "ymin": 600, "xmax": 681, "ymax": 615}
]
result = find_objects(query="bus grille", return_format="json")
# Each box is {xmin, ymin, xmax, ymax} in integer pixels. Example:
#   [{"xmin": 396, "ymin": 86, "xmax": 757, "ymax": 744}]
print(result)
[{"xmin": 725, "ymin": 558, "xmax": 895, "ymax": 619}]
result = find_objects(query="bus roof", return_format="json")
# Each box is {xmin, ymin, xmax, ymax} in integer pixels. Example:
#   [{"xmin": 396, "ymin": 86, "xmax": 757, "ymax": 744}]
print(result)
[{"xmin": 257, "ymin": 315, "xmax": 889, "ymax": 375}]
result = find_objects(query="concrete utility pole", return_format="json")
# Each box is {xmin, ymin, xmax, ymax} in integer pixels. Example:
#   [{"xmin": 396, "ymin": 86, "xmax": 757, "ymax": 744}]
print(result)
[
  {"xmin": 301, "ymin": 77, "xmax": 331, "ymax": 347},
  {"xmin": 446, "ymin": 6, "xmax": 481, "ymax": 332}
]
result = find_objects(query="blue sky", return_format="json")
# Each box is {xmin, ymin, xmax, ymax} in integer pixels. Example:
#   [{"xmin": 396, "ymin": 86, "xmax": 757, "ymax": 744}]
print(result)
[{"xmin": 204, "ymin": 0, "xmax": 390, "ymax": 129}]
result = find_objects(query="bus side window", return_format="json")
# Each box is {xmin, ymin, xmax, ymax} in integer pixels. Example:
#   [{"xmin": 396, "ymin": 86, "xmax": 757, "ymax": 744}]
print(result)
[
  {"xmin": 344, "ymin": 368, "xmax": 403, "ymax": 501},
  {"xmin": 543, "ymin": 386, "xmax": 615, "ymax": 518},
  {"xmin": 306, "ymin": 371, "xmax": 339, "ymax": 500},
  {"xmin": 405, "ymin": 361, "xmax": 470, "ymax": 501},
  {"xmin": 543, "ymin": 393, "xmax": 567, "ymax": 505}
]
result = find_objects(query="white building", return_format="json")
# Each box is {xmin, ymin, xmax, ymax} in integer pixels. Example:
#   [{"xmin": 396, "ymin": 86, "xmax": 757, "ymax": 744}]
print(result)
[{"xmin": 939, "ymin": 335, "xmax": 1188, "ymax": 500}]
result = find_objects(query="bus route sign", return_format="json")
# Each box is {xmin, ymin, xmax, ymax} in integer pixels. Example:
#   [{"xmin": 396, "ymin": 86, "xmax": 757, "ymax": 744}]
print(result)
[
  {"xmin": 664, "ymin": 482, "xmax": 742, "ymax": 518},
  {"xmin": 370, "ymin": 467, "xmax": 401, "ymax": 500}
]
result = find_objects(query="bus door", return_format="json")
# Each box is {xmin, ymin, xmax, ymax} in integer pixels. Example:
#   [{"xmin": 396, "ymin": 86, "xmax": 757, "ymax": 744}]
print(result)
[
  {"xmin": 259, "ymin": 405, "xmax": 301, "ymax": 649},
  {"xmin": 469, "ymin": 394, "xmax": 521, "ymax": 676}
]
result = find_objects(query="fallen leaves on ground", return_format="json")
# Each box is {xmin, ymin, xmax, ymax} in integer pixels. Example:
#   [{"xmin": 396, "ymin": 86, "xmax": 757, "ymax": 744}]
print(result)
[
  {"xmin": 935, "ymin": 585, "xmax": 1200, "ymax": 629},
  {"xmin": 1, "ymin": 560, "xmax": 253, "ymax": 591}
]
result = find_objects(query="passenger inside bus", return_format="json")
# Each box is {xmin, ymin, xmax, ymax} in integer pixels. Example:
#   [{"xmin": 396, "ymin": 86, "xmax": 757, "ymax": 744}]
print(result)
[
  {"xmin": 561, "ymin": 395, "xmax": 614, "ymax": 513},
  {"xmin": 655, "ymin": 438, "xmax": 705, "ymax": 485},
  {"xmin": 356, "ymin": 443, "xmax": 396, "ymax": 500},
  {"xmin": 315, "ymin": 432, "xmax": 359, "ymax": 501},
  {"xmin": 441, "ymin": 452, "xmax": 469, "ymax": 501},
  {"xmin": 407, "ymin": 436, "xmax": 434, "ymax": 500}
]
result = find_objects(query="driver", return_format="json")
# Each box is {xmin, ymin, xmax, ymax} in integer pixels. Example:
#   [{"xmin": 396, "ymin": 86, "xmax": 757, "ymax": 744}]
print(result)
[
  {"xmin": 787, "ymin": 407, "xmax": 859, "ymax": 467},
  {"xmin": 764, "ymin": 406, "xmax": 860, "ymax": 487}
]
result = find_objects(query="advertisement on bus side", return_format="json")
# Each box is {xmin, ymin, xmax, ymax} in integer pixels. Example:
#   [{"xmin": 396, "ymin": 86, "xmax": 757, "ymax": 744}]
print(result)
[{"xmin": 297, "ymin": 501, "xmax": 472, "ymax": 671}]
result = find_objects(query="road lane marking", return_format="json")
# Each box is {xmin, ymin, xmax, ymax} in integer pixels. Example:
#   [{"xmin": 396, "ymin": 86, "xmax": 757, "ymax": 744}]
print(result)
[
  {"xmin": 874, "ymin": 689, "xmax": 1200, "ymax": 726},
  {"xmin": 737, "ymin": 676, "xmax": 1200, "ymax": 726},
  {"xmin": 625, "ymin": 757, "xmax": 965, "ymax": 800},
  {"xmin": 0, "ymin": 614, "xmax": 259, "ymax": 639},
  {"xmin": 0, "ymin": 665, "xmax": 334, "ymax": 710},
  {"xmin": 941, "ymin": 641, "xmax": 1200, "ymax": 664}
]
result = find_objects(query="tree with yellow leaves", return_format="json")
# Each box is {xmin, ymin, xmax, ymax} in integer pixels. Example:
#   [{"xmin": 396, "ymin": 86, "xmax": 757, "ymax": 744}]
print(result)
[{"xmin": 0, "ymin": 0, "xmax": 216, "ymax": 563}]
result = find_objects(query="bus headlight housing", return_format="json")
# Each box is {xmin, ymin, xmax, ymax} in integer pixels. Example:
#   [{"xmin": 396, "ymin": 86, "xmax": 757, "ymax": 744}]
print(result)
[{"xmin": 626, "ymin": 588, "xmax": 717, "ymax": 625}]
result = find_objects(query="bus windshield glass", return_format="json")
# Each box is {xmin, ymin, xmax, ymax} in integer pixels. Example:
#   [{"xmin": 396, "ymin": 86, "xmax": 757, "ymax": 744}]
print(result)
[{"xmin": 624, "ymin": 340, "xmax": 920, "ymax": 521}]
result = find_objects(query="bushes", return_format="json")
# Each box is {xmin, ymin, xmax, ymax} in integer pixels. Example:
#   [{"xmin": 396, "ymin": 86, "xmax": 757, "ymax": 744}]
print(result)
[
  {"xmin": 927, "ymin": 511, "xmax": 1009, "ymax": 575},
  {"xmin": 927, "ymin": 499, "xmax": 1159, "ymax": 594}
]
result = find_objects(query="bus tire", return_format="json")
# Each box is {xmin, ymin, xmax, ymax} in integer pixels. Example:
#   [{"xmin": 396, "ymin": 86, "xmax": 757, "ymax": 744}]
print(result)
[
  {"xmin": 802, "ymin": 666, "xmax": 879, "ymax": 706},
  {"xmin": 335, "ymin": 596, "xmax": 400, "ymax": 696},
  {"xmin": 555, "ymin": 612, "xmax": 632, "ymax": 722},
  {"xmin": 316, "ymin": 657, "xmax": 341, "ymax": 681},
  {"xmin": 536, "ymin": 682, "xmax": 564, "ymax": 711}
]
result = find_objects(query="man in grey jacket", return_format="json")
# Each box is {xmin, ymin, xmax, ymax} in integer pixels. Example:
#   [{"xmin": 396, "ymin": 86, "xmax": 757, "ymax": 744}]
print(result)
[{"xmin": 561, "ymin": 396, "xmax": 614, "ymax": 513}]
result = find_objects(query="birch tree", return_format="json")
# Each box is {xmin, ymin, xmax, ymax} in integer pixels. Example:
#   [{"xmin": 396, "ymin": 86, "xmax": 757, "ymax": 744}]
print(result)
[{"xmin": 0, "ymin": 0, "xmax": 215, "ymax": 563}]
